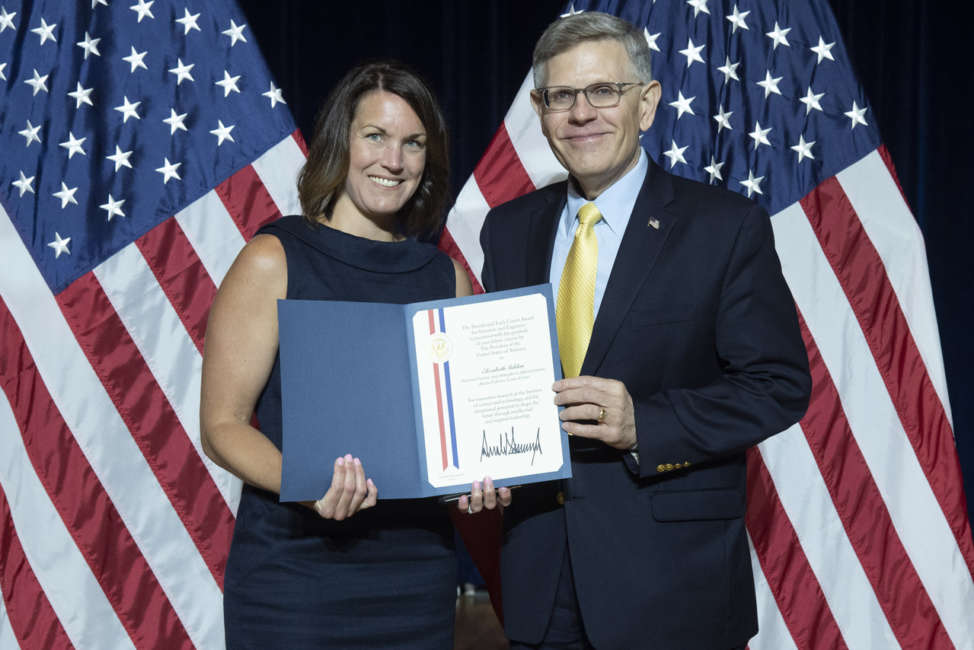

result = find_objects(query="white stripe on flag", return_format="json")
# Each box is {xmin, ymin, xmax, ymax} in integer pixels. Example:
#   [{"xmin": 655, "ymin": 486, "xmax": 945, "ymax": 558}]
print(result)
[
  {"xmin": 251, "ymin": 134, "xmax": 306, "ymax": 219},
  {"xmin": 93, "ymin": 244, "xmax": 240, "ymax": 512},
  {"xmin": 176, "ymin": 189, "xmax": 247, "ymax": 289},
  {"xmin": 758, "ymin": 426, "xmax": 898, "ymax": 647},
  {"xmin": 748, "ymin": 535, "xmax": 800, "ymax": 650},
  {"xmin": 772, "ymin": 202, "xmax": 974, "ymax": 645},
  {"xmin": 503, "ymin": 73, "xmax": 566, "ymax": 190},
  {"xmin": 446, "ymin": 180, "xmax": 492, "ymax": 285},
  {"xmin": 836, "ymin": 151, "xmax": 953, "ymax": 422},
  {"xmin": 0, "ymin": 586, "xmax": 15, "ymax": 649},
  {"xmin": 0, "ymin": 206, "xmax": 225, "ymax": 650},
  {"xmin": 0, "ymin": 390, "xmax": 132, "ymax": 650}
]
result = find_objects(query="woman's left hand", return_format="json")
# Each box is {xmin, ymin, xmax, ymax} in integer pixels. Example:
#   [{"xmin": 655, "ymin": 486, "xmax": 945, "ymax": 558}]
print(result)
[{"xmin": 457, "ymin": 477, "xmax": 511, "ymax": 514}]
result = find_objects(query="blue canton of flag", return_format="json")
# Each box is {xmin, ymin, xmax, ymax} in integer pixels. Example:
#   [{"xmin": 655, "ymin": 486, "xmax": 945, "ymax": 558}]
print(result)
[
  {"xmin": 594, "ymin": 0, "xmax": 882, "ymax": 214},
  {"xmin": 1, "ymin": 0, "xmax": 295, "ymax": 293}
]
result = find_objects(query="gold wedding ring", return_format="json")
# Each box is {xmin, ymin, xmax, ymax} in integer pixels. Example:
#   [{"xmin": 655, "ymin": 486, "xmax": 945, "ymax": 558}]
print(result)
[{"xmin": 597, "ymin": 407, "xmax": 606, "ymax": 423}]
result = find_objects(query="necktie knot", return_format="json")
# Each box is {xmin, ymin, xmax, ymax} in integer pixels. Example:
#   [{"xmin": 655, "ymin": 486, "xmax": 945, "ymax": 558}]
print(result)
[{"xmin": 577, "ymin": 202, "xmax": 602, "ymax": 228}]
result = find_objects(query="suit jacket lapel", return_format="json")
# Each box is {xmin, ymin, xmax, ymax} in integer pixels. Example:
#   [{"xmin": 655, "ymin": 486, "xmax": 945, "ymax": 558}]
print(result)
[
  {"xmin": 581, "ymin": 161, "xmax": 679, "ymax": 376},
  {"xmin": 525, "ymin": 182, "xmax": 566, "ymax": 285}
]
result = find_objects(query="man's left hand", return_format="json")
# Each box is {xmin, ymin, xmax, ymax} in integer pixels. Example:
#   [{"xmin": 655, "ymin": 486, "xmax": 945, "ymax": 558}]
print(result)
[{"xmin": 553, "ymin": 376, "xmax": 637, "ymax": 450}]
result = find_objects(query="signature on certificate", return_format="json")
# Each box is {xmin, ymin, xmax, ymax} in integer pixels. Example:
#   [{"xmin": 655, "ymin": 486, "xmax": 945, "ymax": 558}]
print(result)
[{"xmin": 480, "ymin": 426, "xmax": 543, "ymax": 465}]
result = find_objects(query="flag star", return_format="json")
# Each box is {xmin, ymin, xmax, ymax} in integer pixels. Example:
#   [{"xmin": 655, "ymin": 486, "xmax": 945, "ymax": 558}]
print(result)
[
  {"xmin": 0, "ymin": 6, "xmax": 16, "ymax": 33},
  {"xmin": 53, "ymin": 182, "xmax": 79, "ymax": 208},
  {"xmin": 222, "ymin": 19, "xmax": 247, "ymax": 46},
  {"xmin": 59, "ymin": 132, "xmax": 87, "ymax": 159},
  {"xmin": 679, "ymin": 38, "xmax": 705, "ymax": 68},
  {"xmin": 92, "ymin": 0, "xmax": 109, "ymax": 7},
  {"xmin": 130, "ymin": 0, "xmax": 155, "ymax": 22},
  {"xmin": 766, "ymin": 21, "xmax": 791, "ymax": 49},
  {"xmin": 757, "ymin": 70, "xmax": 783, "ymax": 98},
  {"xmin": 0, "ymin": 62, "xmax": 6, "ymax": 81},
  {"xmin": 704, "ymin": 157, "xmax": 724, "ymax": 183},
  {"xmin": 811, "ymin": 36, "xmax": 836, "ymax": 64},
  {"xmin": 740, "ymin": 170, "xmax": 764, "ymax": 197},
  {"xmin": 717, "ymin": 56, "xmax": 740, "ymax": 83},
  {"xmin": 30, "ymin": 17, "xmax": 57, "ymax": 45},
  {"xmin": 800, "ymin": 86, "xmax": 825, "ymax": 114},
  {"xmin": 175, "ymin": 8, "xmax": 200, "ymax": 34},
  {"xmin": 663, "ymin": 140, "xmax": 689, "ymax": 168},
  {"xmin": 726, "ymin": 4, "xmax": 750, "ymax": 32},
  {"xmin": 668, "ymin": 91, "xmax": 695, "ymax": 119},
  {"xmin": 12, "ymin": 171, "xmax": 35, "ymax": 197},
  {"xmin": 644, "ymin": 28, "xmax": 661, "ymax": 53},
  {"xmin": 123, "ymin": 46, "xmax": 149, "ymax": 72},
  {"xmin": 68, "ymin": 82, "xmax": 94, "ymax": 108},
  {"xmin": 18, "ymin": 120, "xmax": 42, "ymax": 146},
  {"xmin": 215, "ymin": 70, "xmax": 241, "ymax": 97},
  {"xmin": 168, "ymin": 58, "xmax": 195, "ymax": 85},
  {"xmin": 712, "ymin": 105, "xmax": 733, "ymax": 132},
  {"xmin": 163, "ymin": 108, "xmax": 188, "ymax": 134},
  {"xmin": 106, "ymin": 145, "xmax": 134, "ymax": 171},
  {"xmin": 210, "ymin": 120, "xmax": 236, "ymax": 146},
  {"xmin": 114, "ymin": 96, "xmax": 142, "ymax": 122},
  {"xmin": 687, "ymin": 0, "xmax": 710, "ymax": 17},
  {"xmin": 791, "ymin": 135, "xmax": 815, "ymax": 163},
  {"xmin": 48, "ymin": 232, "xmax": 71, "ymax": 258},
  {"xmin": 99, "ymin": 194, "xmax": 126, "ymax": 221},
  {"xmin": 560, "ymin": 3, "xmax": 583, "ymax": 17},
  {"xmin": 156, "ymin": 157, "xmax": 182, "ymax": 184},
  {"xmin": 749, "ymin": 121, "xmax": 772, "ymax": 149},
  {"xmin": 845, "ymin": 101, "xmax": 868, "ymax": 129},
  {"xmin": 25, "ymin": 69, "xmax": 50, "ymax": 95},
  {"xmin": 263, "ymin": 81, "xmax": 286, "ymax": 107},
  {"xmin": 76, "ymin": 31, "xmax": 101, "ymax": 59}
]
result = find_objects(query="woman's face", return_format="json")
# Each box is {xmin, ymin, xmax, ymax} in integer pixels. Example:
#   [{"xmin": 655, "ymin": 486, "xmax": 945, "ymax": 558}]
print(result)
[{"xmin": 339, "ymin": 90, "xmax": 427, "ymax": 223}]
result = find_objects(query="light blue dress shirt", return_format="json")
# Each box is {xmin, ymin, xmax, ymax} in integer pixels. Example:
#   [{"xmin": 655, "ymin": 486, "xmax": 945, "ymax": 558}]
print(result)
[{"xmin": 549, "ymin": 149, "xmax": 649, "ymax": 320}]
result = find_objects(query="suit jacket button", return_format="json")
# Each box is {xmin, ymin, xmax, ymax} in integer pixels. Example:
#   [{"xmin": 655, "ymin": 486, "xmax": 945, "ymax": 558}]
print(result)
[
  {"xmin": 664, "ymin": 463, "xmax": 674, "ymax": 471},
  {"xmin": 656, "ymin": 464, "xmax": 666, "ymax": 473},
  {"xmin": 556, "ymin": 491, "xmax": 565, "ymax": 505}
]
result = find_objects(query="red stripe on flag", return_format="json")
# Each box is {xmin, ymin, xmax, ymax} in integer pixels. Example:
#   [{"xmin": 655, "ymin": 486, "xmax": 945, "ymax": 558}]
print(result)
[
  {"xmin": 799, "ymin": 178, "xmax": 974, "ymax": 578},
  {"xmin": 0, "ymin": 297, "xmax": 193, "ymax": 649},
  {"xmin": 795, "ymin": 310, "xmax": 950, "ymax": 648},
  {"xmin": 135, "ymin": 218, "xmax": 217, "ymax": 355},
  {"xmin": 473, "ymin": 125, "xmax": 537, "ymax": 208},
  {"xmin": 215, "ymin": 165, "xmax": 282, "ymax": 241},
  {"xmin": 291, "ymin": 129, "xmax": 309, "ymax": 157},
  {"xmin": 746, "ymin": 448, "xmax": 848, "ymax": 649},
  {"xmin": 877, "ymin": 145, "xmax": 910, "ymax": 209},
  {"xmin": 438, "ymin": 227, "xmax": 484, "ymax": 294},
  {"xmin": 56, "ymin": 274, "xmax": 235, "ymax": 587},
  {"xmin": 0, "ymin": 481, "xmax": 75, "ymax": 650}
]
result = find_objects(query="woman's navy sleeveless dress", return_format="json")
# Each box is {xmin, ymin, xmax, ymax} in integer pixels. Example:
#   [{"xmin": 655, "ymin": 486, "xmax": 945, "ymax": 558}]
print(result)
[{"xmin": 223, "ymin": 216, "xmax": 457, "ymax": 649}]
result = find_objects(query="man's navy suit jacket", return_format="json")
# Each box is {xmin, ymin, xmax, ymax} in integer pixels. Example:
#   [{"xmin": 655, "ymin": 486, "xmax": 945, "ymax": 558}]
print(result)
[{"xmin": 479, "ymin": 160, "xmax": 811, "ymax": 649}]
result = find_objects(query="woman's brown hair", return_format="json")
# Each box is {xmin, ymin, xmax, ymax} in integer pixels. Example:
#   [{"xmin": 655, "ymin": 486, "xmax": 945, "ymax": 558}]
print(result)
[{"xmin": 297, "ymin": 61, "xmax": 449, "ymax": 238}]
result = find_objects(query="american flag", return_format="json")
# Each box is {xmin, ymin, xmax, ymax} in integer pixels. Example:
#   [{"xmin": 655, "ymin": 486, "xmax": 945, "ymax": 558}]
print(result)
[
  {"xmin": 441, "ymin": 0, "xmax": 974, "ymax": 647},
  {"xmin": 0, "ymin": 1, "xmax": 306, "ymax": 647}
]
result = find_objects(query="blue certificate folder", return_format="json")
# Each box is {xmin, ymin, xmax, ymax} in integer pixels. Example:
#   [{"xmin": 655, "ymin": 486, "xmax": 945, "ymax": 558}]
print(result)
[{"xmin": 278, "ymin": 284, "xmax": 571, "ymax": 501}]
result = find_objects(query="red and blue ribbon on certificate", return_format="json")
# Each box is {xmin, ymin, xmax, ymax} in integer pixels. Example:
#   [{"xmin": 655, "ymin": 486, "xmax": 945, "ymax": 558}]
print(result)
[{"xmin": 427, "ymin": 308, "xmax": 459, "ymax": 470}]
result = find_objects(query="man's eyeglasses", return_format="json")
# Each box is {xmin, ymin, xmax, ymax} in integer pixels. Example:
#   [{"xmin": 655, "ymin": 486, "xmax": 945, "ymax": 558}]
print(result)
[{"xmin": 534, "ymin": 82, "xmax": 643, "ymax": 112}]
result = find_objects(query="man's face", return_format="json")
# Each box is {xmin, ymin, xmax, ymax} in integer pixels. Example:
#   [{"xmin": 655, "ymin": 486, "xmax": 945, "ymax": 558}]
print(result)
[{"xmin": 532, "ymin": 39, "xmax": 661, "ymax": 198}]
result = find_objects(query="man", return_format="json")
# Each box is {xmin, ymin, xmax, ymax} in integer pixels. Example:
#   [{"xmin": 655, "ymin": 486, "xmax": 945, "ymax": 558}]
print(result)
[{"xmin": 479, "ymin": 12, "xmax": 812, "ymax": 649}]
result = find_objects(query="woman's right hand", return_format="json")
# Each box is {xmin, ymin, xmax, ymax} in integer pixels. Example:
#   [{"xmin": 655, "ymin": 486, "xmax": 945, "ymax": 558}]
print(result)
[{"xmin": 312, "ymin": 454, "xmax": 378, "ymax": 520}]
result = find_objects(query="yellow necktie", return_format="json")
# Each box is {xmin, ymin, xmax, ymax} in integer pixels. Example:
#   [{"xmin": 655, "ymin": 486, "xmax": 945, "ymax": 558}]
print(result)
[{"xmin": 556, "ymin": 202, "xmax": 602, "ymax": 378}]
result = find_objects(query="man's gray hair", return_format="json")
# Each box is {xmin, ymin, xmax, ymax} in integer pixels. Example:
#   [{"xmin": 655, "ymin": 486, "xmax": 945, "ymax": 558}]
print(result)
[{"xmin": 532, "ymin": 12, "xmax": 653, "ymax": 88}]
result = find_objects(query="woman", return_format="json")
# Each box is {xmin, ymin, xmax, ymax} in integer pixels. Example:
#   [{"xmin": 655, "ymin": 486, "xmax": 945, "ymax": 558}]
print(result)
[{"xmin": 200, "ymin": 61, "xmax": 508, "ymax": 648}]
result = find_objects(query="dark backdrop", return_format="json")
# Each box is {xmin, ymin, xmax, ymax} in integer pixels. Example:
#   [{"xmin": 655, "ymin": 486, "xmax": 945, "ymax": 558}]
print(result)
[{"xmin": 236, "ymin": 0, "xmax": 974, "ymax": 525}]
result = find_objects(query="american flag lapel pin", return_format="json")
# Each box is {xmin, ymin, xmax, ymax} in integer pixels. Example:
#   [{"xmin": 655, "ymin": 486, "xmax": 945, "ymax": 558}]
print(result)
[{"xmin": 647, "ymin": 217, "xmax": 660, "ymax": 230}]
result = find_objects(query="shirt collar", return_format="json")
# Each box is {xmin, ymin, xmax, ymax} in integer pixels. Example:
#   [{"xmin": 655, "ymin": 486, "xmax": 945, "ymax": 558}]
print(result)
[{"xmin": 565, "ymin": 148, "xmax": 648, "ymax": 235}]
